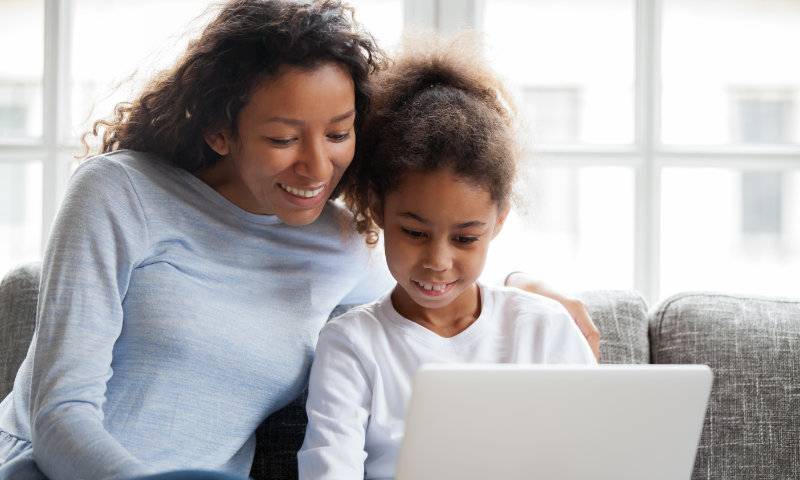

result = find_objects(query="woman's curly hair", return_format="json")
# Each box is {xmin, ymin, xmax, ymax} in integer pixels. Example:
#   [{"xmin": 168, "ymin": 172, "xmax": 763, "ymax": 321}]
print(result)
[
  {"xmin": 81, "ymin": 0, "xmax": 386, "ymax": 191},
  {"xmin": 342, "ymin": 30, "xmax": 521, "ymax": 246}
]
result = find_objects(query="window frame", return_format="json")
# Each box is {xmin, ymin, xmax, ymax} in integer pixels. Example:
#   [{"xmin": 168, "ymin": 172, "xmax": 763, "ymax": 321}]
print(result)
[{"xmin": 1, "ymin": 0, "xmax": 799, "ymax": 302}]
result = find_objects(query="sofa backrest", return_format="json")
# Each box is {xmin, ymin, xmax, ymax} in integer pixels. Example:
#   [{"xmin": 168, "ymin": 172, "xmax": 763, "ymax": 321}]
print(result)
[
  {"xmin": 7, "ymin": 263, "xmax": 798, "ymax": 480},
  {"xmin": 651, "ymin": 292, "xmax": 800, "ymax": 480}
]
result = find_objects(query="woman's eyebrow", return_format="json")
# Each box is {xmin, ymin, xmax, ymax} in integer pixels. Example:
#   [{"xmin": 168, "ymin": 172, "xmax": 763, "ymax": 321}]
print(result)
[{"xmin": 262, "ymin": 109, "xmax": 356, "ymax": 126}]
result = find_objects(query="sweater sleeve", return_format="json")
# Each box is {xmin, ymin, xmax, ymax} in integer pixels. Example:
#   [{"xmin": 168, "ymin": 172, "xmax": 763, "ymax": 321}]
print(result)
[
  {"xmin": 29, "ymin": 158, "xmax": 154, "ymax": 479},
  {"xmin": 298, "ymin": 322, "xmax": 373, "ymax": 479},
  {"xmin": 338, "ymin": 245, "xmax": 394, "ymax": 306}
]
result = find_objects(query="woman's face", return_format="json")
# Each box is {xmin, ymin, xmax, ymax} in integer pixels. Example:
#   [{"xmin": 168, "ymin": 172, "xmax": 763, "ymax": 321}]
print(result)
[{"xmin": 199, "ymin": 62, "xmax": 356, "ymax": 226}]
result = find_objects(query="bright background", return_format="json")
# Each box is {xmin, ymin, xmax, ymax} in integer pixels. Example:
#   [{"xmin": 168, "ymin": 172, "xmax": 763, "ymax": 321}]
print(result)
[{"xmin": 1, "ymin": 0, "xmax": 798, "ymax": 304}]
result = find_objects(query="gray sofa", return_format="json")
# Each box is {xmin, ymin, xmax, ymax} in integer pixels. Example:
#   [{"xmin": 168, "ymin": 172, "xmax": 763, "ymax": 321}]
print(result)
[{"xmin": 1, "ymin": 262, "xmax": 798, "ymax": 479}]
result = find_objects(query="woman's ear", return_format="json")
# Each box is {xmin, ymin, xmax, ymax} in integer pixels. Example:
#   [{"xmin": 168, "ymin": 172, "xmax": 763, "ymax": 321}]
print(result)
[
  {"xmin": 368, "ymin": 189, "xmax": 385, "ymax": 229},
  {"xmin": 491, "ymin": 204, "xmax": 511, "ymax": 240},
  {"xmin": 204, "ymin": 129, "xmax": 233, "ymax": 156}
]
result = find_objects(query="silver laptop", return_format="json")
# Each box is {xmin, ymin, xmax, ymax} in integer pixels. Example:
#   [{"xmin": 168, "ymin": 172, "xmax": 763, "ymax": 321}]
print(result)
[{"xmin": 395, "ymin": 364, "xmax": 713, "ymax": 480}]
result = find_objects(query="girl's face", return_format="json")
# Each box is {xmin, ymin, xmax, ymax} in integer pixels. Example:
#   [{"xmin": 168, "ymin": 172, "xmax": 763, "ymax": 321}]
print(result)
[
  {"xmin": 199, "ymin": 62, "xmax": 356, "ymax": 226},
  {"xmin": 373, "ymin": 168, "xmax": 509, "ymax": 327}
]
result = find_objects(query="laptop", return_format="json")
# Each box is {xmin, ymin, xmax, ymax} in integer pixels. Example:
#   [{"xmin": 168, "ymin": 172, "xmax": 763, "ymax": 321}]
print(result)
[{"xmin": 395, "ymin": 364, "xmax": 713, "ymax": 480}]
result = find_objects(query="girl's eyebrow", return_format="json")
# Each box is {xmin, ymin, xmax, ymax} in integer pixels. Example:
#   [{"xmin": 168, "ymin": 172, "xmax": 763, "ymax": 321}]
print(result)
[
  {"xmin": 398, "ymin": 212, "xmax": 486, "ymax": 229},
  {"xmin": 263, "ymin": 109, "xmax": 356, "ymax": 126},
  {"xmin": 330, "ymin": 109, "xmax": 356, "ymax": 123}
]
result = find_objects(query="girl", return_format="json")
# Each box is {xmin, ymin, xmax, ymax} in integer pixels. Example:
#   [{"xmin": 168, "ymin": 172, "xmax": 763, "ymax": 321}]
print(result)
[{"xmin": 298, "ymin": 31, "xmax": 597, "ymax": 479}]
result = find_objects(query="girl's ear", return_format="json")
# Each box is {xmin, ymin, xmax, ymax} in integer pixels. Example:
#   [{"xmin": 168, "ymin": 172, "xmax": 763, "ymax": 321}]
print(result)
[
  {"xmin": 491, "ymin": 204, "xmax": 511, "ymax": 240},
  {"xmin": 204, "ymin": 129, "xmax": 233, "ymax": 156},
  {"xmin": 368, "ymin": 189, "xmax": 385, "ymax": 229}
]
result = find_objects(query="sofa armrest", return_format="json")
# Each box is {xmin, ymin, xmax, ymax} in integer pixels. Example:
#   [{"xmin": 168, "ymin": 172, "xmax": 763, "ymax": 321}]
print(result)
[
  {"xmin": 578, "ymin": 290, "xmax": 649, "ymax": 364},
  {"xmin": 0, "ymin": 261, "xmax": 41, "ymax": 398},
  {"xmin": 650, "ymin": 291, "xmax": 800, "ymax": 479}
]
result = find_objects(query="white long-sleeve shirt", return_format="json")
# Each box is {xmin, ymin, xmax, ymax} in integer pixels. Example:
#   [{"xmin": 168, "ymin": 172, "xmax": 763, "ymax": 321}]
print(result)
[{"xmin": 298, "ymin": 283, "xmax": 597, "ymax": 480}]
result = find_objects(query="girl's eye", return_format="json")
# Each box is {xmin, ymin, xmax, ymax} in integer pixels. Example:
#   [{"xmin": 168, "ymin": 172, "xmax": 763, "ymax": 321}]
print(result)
[
  {"xmin": 328, "ymin": 132, "xmax": 351, "ymax": 142},
  {"xmin": 401, "ymin": 228, "xmax": 425, "ymax": 239},
  {"xmin": 455, "ymin": 236, "xmax": 479, "ymax": 244}
]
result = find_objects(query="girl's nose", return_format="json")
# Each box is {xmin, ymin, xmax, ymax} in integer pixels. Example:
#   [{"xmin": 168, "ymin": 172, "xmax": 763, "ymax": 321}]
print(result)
[{"xmin": 422, "ymin": 240, "xmax": 452, "ymax": 272}]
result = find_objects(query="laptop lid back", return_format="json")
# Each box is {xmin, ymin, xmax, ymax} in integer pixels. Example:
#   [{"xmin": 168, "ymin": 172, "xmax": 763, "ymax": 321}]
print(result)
[{"xmin": 395, "ymin": 364, "xmax": 713, "ymax": 480}]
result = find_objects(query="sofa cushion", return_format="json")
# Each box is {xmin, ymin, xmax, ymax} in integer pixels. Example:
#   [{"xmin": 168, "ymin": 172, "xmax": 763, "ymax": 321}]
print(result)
[
  {"xmin": 650, "ymin": 291, "xmax": 800, "ymax": 480},
  {"xmin": 578, "ymin": 290, "xmax": 649, "ymax": 364},
  {"xmin": 0, "ymin": 262, "xmax": 40, "ymax": 398}
]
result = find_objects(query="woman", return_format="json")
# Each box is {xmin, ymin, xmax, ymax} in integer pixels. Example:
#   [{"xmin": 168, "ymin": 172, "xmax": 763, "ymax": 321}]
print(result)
[{"xmin": 0, "ymin": 1, "xmax": 597, "ymax": 479}]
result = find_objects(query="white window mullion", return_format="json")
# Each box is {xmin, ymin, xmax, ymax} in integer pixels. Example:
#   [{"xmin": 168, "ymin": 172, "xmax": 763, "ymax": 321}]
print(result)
[
  {"xmin": 634, "ymin": 0, "xmax": 661, "ymax": 303},
  {"xmin": 42, "ymin": 0, "xmax": 71, "ymax": 254}
]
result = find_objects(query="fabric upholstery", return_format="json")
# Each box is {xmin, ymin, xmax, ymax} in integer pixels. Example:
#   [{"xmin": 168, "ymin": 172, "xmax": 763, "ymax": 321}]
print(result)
[
  {"xmin": 578, "ymin": 290, "xmax": 650, "ymax": 364},
  {"xmin": 650, "ymin": 291, "xmax": 800, "ymax": 480},
  {"xmin": 0, "ymin": 262, "xmax": 40, "ymax": 398}
]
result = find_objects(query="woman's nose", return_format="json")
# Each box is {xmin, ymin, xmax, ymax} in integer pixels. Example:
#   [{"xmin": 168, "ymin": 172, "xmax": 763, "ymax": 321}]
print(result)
[{"xmin": 295, "ymin": 138, "xmax": 332, "ymax": 180}]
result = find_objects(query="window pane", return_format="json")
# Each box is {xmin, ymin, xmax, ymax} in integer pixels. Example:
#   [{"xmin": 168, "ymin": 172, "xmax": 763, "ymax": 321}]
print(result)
[
  {"xmin": 70, "ymin": 0, "xmax": 213, "ymax": 144},
  {"xmin": 0, "ymin": 161, "xmax": 42, "ymax": 278},
  {"xmin": 661, "ymin": 167, "xmax": 800, "ymax": 299},
  {"xmin": 482, "ymin": 166, "xmax": 635, "ymax": 291},
  {"xmin": 347, "ymin": 0, "xmax": 404, "ymax": 52},
  {"xmin": 482, "ymin": 0, "xmax": 634, "ymax": 145},
  {"xmin": 662, "ymin": 0, "xmax": 800, "ymax": 146},
  {"xmin": 0, "ymin": 0, "xmax": 44, "ymax": 139}
]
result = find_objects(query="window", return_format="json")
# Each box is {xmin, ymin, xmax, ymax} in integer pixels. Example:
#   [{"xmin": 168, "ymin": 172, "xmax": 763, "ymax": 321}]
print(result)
[
  {"xmin": 0, "ymin": 0, "xmax": 43, "ymax": 140},
  {"xmin": 482, "ymin": 0, "xmax": 800, "ymax": 301},
  {"xmin": 521, "ymin": 87, "xmax": 581, "ymax": 144},
  {"xmin": 732, "ymin": 90, "xmax": 793, "ymax": 238},
  {"xmin": 1, "ymin": 0, "xmax": 799, "ymax": 304}
]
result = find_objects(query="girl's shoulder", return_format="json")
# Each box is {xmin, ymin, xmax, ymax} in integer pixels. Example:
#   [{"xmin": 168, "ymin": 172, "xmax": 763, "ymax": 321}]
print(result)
[
  {"xmin": 482, "ymin": 283, "xmax": 564, "ymax": 310},
  {"xmin": 320, "ymin": 292, "xmax": 393, "ymax": 340},
  {"xmin": 481, "ymin": 283, "xmax": 572, "ymax": 325}
]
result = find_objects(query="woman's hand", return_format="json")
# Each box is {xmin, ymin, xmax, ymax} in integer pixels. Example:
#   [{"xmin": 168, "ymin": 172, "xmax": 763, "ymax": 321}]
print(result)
[{"xmin": 505, "ymin": 272, "xmax": 600, "ymax": 361}]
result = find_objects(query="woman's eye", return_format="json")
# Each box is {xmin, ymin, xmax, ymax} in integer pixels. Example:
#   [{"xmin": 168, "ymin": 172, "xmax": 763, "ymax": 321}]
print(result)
[
  {"xmin": 267, "ymin": 137, "xmax": 295, "ymax": 146},
  {"xmin": 401, "ymin": 228, "xmax": 424, "ymax": 238}
]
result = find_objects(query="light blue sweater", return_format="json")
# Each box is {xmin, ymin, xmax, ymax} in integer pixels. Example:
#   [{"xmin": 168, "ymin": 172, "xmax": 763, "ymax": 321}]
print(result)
[{"xmin": 0, "ymin": 150, "xmax": 391, "ymax": 480}]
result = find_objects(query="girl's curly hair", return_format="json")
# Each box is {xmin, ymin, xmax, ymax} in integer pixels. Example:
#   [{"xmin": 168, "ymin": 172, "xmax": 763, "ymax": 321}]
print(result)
[
  {"xmin": 342, "ymin": 30, "xmax": 521, "ymax": 245},
  {"xmin": 81, "ymin": 0, "xmax": 386, "ymax": 194}
]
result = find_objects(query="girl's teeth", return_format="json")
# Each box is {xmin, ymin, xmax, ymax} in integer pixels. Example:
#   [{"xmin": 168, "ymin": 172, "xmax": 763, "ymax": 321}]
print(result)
[{"xmin": 420, "ymin": 282, "xmax": 447, "ymax": 291}]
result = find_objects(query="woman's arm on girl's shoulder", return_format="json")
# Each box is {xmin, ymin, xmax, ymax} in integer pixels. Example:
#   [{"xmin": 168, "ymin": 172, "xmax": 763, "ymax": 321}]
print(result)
[{"xmin": 505, "ymin": 272, "xmax": 600, "ymax": 361}]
